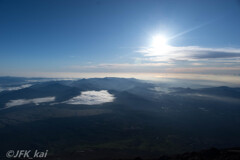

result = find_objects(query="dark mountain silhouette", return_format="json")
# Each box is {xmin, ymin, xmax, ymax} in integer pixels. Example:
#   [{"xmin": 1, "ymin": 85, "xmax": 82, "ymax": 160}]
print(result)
[{"xmin": 41, "ymin": 147, "xmax": 240, "ymax": 160}]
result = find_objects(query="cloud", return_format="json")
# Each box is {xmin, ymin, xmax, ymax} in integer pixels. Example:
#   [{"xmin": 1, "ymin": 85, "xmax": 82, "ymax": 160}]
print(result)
[
  {"xmin": 165, "ymin": 67, "xmax": 240, "ymax": 74},
  {"xmin": 137, "ymin": 46, "xmax": 240, "ymax": 62},
  {"xmin": 0, "ymin": 84, "xmax": 32, "ymax": 92},
  {"xmin": 155, "ymin": 73, "xmax": 240, "ymax": 85},
  {"xmin": 70, "ymin": 63, "xmax": 172, "ymax": 69},
  {"xmin": 5, "ymin": 97, "xmax": 55, "ymax": 108},
  {"xmin": 65, "ymin": 90, "xmax": 115, "ymax": 105},
  {"xmin": 67, "ymin": 63, "xmax": 173, "ymax": 73},
  {"xmin": 191, "ymin": 63, "xmax": 204, "ymax": 66}
]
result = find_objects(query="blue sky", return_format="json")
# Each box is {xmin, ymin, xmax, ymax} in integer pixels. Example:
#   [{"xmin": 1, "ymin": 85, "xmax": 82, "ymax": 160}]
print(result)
[{"xmin": 0, "ymin": 0, "xmax": 240, "ymax": 83}]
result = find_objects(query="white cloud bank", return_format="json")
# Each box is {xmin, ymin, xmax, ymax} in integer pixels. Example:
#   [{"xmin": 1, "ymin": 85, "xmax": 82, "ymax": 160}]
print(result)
[
  {"xmin": 0, "ymin": 84, "xmax": 32, "ymax": 92},
  {"xmin": 138, "ymin": 46, "xmax": 240, "ymax": 60},
  {"xmin": 65, "ymin": 90, "xmax": 115, "ymax": 105},
  {"xmin": 5, "ymin": 97, "xmax": 55, "ymax": 108}
]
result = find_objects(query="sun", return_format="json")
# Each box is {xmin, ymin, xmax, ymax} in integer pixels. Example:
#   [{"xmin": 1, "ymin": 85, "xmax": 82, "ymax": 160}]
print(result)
[
  {"xmin": 151, "ymin": 35, "xmax": 171, "ymax": 54},
  {"xmin": 151, "ymin": 35, "xmax": 168, "ymax": 48}
]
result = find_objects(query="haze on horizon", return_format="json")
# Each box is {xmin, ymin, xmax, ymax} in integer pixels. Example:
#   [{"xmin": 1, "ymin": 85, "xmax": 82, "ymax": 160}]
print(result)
[{"xmin": 0, "ymin": 0, "xmax": 240, "ymax": 85}]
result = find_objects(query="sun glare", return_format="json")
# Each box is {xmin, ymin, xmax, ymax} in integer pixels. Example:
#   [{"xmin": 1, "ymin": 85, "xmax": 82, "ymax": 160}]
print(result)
[
  {"xmin": 151, "ymin": 35, "xmax": 168, "ymax": 48},
  {"xmin": 151, "ymin": 35, "xmax": 171, "ymax": 54}
]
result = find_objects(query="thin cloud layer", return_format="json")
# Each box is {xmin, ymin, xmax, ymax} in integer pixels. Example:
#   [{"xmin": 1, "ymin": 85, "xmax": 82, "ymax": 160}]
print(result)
[
  {"xmin": 68, "ymin": 63, "xmax": 173, "ymax": 73},
  {"xmin": 65, "ymin": 90, "xmax": 115, "ymax": 105},
  {"xmin": 0, "ymin": 84, "xmax": 32, "ymax": 92},
  {"xmin": 137, "ymin": 46, "xmax": 240, "ymax": 61},
  {"xmin": 5, "ymin": 97, "xmax": 55, "ymax": 108}
]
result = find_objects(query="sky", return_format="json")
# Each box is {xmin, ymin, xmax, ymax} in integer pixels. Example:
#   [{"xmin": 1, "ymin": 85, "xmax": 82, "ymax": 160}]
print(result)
[{"xmin": 0, "ymin": 0, "xmax": 240, "ymax": 83}]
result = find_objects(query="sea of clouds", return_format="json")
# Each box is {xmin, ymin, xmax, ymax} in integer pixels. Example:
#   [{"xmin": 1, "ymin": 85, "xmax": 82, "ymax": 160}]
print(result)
[
  {"xmin": 65, "ymin": 90, "xmax": 115, "ymax": 105},
  {"xmin": 2, "ymin": 90, "xmax": 115, "ymax": 110},
  {"xmin": 5, "ymin": 97, "xmax": 55, "ymax": 108}
]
